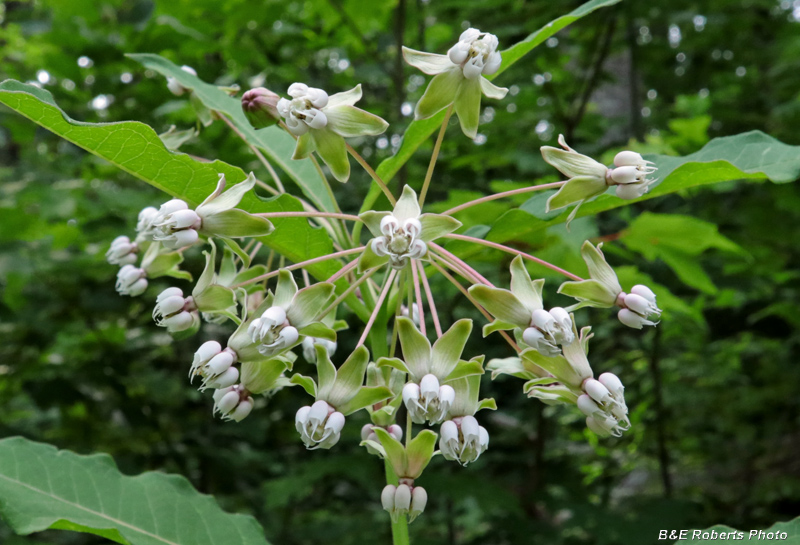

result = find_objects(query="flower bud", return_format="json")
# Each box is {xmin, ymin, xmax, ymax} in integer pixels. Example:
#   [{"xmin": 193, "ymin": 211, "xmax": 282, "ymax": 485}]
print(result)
[
  {"xmin": 115, "ymin": 265, "xmax": 147, "ymax": 296},
  {"xmin": 618, "ymin": 308, "xmax": 655, "ymax": 329},
  {"xmin": 387, "ymin": 424, "xmax": 403, "ymax": 442},
  {"xmin": 381, "ymin": 485, "xmax": 397, "ymax": 512},
  {"xmin": 613, "ymin": 150, "xmax": 646, "ymax": 168},
  {"xmin": 241, "ymin": 87, "xmax": 281, "ymax": 129},
  {"xmin": 577, "ymin": 394, "xmax": 603, "ymax": 417},
  {"xmin": 230, "ymin": 398, "xmax": 253, "ymax": 422},
  {"xmin": 615, "ymin": 181, "xmax": 648, "ymax": 200},
  {"xmin": 204, "ymin": 366, "xmax": 239, "ymax": 390},
  {"xmin": 394, "ymin": 484, "xmax": 412, "ymax": 512},
  {"xmin": 584, "ymin": 378, "xmax": 612, "ymax": 405},
  {"xmin": 609, "ymin": 165, "xmax": 640, "ymax": 185},
  {"xmin": 419, "ymin": 374, "xmax": 440, "ymax": 399},
  {"xmin": 106, "ymin": 236, "xmax": 138, "ymax": 266},
  {"xmin": 409, "ymin": 486, "xmax": 427, "ymax": 522}
]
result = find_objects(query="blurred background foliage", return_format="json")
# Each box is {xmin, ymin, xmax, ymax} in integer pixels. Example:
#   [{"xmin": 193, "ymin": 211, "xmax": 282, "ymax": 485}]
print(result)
[{"xmin": 1, "ymin": 0, "xmax": 800, "ymax": 543}]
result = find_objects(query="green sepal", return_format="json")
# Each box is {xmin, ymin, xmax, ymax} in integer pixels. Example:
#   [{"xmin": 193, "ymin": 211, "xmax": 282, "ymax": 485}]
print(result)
[
  {"xmin": 292, "ymin": 133, "xmax": 315, "ymax": 160},
  {"xmin": 393, "ymin": 184, "xmax": 421, "ymax": 222},
  {"xmin": 558, "ymin": 278, "xmax": 617, "ymax": 308},
  {"xmin": 524, "ymin": 382, "xmax": 579, "ymax": 405},
  {"xmin": 193, "ymin": 240, "xmax": 218, "ymax": 296},
  {"xmin": 486, "ymin": 356, "xmax": 538, "ymax": 381},
  {"xmin": 221, "ymin": 237, "xmax": 251, "ymax": 269},
  {"xmin": 273, "ymin": 269, "xmax": 298, "ymax": 308},
  {"xmin": 477, "ymin": 398, "xmax": 497, "ymax": 412},
  {"xmin": 194, "ymin": 284, "xmax": 236, "ymax": 312},
  {"xmin": 401, "ymin": 47, "xmax": 453, "ymax": 75},
  {"xmin": 338, "ymin": 386, "xmax": 394, "ymax": 416},
  {"xmin": 580, "ymin": 241, "xmax": 622, "ymax": 296},
  {"xmin": 197, "ymin": 172, "xmax": 257, "ymax": 216},
  {"xmin": 297, "ymin": 322, "xmax": 336, "ymax": 341},
  {"xmin": 289, "ymin": 373, "xmax": 318, "ymax": 397},
  {"xmin": 323, "ymin": 345, "xmax": 370, "ymax": 408},
  {"xmin": 419, "ymin": 213, "xmax": 462, "ymax": 243},
  {"xmin": 162, "ymin": 268, "xmax": 193, "ymax": 282},
  {"xmin": 325, "ymin": 105, "xmax": 389, "ymax": 138},
  {"xmin": 479, "ymin": 77, "xmax": 508, "ymax": 99},
  {"xmin": 201, "ymin": 208, "xmax": 274, "ymax": 238},
  {"xmin": 372, "ymin": 427, "xmax": 407, "ymax": 478}
]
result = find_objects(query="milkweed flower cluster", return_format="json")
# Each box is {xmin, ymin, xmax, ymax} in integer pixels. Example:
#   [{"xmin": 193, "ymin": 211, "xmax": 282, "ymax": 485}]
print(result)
[{"xmin": 104, "ymin": 22, "xmax": 669, "ymax": 528}]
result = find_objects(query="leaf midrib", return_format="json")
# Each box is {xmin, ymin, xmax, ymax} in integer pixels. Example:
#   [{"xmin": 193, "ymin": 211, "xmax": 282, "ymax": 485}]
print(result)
[{"xmin": 0, "ymin": 472, "xmax": 178, "ymax": 545}]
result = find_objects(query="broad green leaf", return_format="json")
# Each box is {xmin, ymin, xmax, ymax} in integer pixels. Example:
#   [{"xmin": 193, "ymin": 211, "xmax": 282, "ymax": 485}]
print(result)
[
  {"xmin": 374, "ymin": 0, "xmax": 620, "ymax": 186},
  {"xmin": 126, "ymin": 53, "xmax": 338, "ymax": 213},
  {"xmin": 0, "ymin": 436, "xmax": 269, "ymax": 545},
  {"xmin": 0, "ymin": 80, "xmax": 370, "ymax": 323},
  {"xmin": 675, "ymin": 516, "xmax": 800, "ymax": 543}
]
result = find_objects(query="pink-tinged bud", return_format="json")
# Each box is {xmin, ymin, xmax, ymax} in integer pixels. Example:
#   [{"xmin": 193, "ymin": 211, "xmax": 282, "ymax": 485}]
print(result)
[
  {"xmin": 231, "ymin": 398, "xmax": 253, "ymax": 422},
  {"xmin": 381, "ymin": 485, "xmax": 397, "ymax": 511},
  {"xmin": 577, "ymin": 394, "xmax": 602, "ymax": 417},
  {"xmin": 631, "ymin": 284, "xmax": 657, "ymax": 304},
  {"xmin": 584, "ymin": 378, "xmax": 612, "ymax": 405},
  {"xmin": 623, "ymin": 293, "xmax": 652, "ymax": 316},
  {"xmin": 206, "ymin": 367, "xmax": 239, "ymax": 390},
  {"xmin": 387, "ymin": 424, "xmax": 403, "ymax": 442},
  {"xmin": 241, "ymin": 87, "xmax": 281, "ymax": 129},
  {"xmin": 394, "ymin": 484, "xmax": 412, "ymax": 511},
  {"xmin": 613, "ymin": 150, "xmax": 645, "ymax": 167},
  {"xmin": 361, "ymin": 424, "xmax": 374, "ymax": 441}
]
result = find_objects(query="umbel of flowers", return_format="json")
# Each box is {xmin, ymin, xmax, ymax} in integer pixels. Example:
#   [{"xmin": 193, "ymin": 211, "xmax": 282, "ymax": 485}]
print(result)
[{"xmin": 104, "ymin": 22, "xmax": 668, "ymax": 530}]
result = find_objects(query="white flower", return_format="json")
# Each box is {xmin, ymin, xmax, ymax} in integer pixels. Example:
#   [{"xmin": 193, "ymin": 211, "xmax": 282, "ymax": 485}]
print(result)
[
  {"xmin": 152, "ymin": 287, "xmax": 197, "ymax": 333},
  {"xmin": 301, "ymin": 336, "xmax": 337, "ymax": 363},
  {"xmin": 579, "ymin": 372, "xmax": 630, "ymax": 437},
  {"xmin": 295, "ymin": 400, "xmax": 345, "ymax": 450},
  {"xmin": 277, "ymin": 83, "xmax": 330, "ymax": 136},
  {"xmin": 212, "ymin": 384, "xmax": 253, "ymax": 422},
  {"xmin": 361, "ymin": 423, "xmax": 403, "ymax": 443},
  {"xmin": 381, "ymin": 484, "xmax": 427, "ymax": 523},
  {"xmin": 447, "ymin": 28, "xmax": 502, "ymax": 80},
  {"xmin": 106, "ymin": 236, "xmax": 138, "ymax": 266},
  {"xmin": 522, "ymin": 307, "xmax": 575, "ymax": 356},
  {"xmin": 115, "ymin": 265, "xmax": 147, "ymax": 297},
  {"xmin": 617, "ymin": 284, "xmax": 661, "ymax": 329},
  {"xmin": 189, "ymin": 340, "xmax": 239, "ymax": 390},
  {"xmin": 402, "ymin": 374, "xmax": 455, "ymax": 424},
  {"xmin": 439, "ymin": 415, "xmax": 489, "ymax": 466},
  {"xmin": 248, "ymin": 305, "xmax": 300, "ymax": 356},
  {"xmin": 151, "ymin": 199, "xmax": 201, "ymax": 249},
  {"xmin": 136, "ymin": 207, "xmax": 159, "ymax": 239},
  {"xmin": 610, "ymin": 150, "xmax": 658, "ymax": 199},
  {"xmin": 166, "ymin": 65, "xmax": 197, "ymax": 96},
  {"xmin": 371, "ymin": 215, "xmax": 428, "ymax": 270}
]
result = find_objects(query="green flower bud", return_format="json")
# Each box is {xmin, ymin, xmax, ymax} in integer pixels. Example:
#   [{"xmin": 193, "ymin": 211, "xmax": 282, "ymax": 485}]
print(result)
[{"xmin": 241, "ymin": 87, "xmax": 281, "ymax": 129}]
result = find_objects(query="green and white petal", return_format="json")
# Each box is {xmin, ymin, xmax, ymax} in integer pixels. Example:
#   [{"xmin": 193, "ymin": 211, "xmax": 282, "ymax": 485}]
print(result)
[
  {"xmin": 273, "ymin": 269, "xmax": 299, "ymax": 309},
  {"xmin": 360, "ymin": 210, "xmax": 391, "ymax": 238},
  {"xmin": 402, "ymin": 46, "xmax": 454, "ymax": 75},
  {"xmin": 338, "ymin": 386, "xmax": 394, "ymax": 416},
  {"xmin": 468, "ymin": 284, "xmax": 531, "ymax": 328},
  {"xmin": 486, "ymin": 356, "xmax": 537, "ymax": 381},
  {"xmin": 292, "ymin": 132, "xmax": 315, "ymax": 160},
  {"xmin": 326, "ymin": 345, "xmax": 370, "ymax": 407},
  {"xmin": 297, "ymin": 322, "xmax": 337, "ymax": 341},
  {"xmin": 371, "ymin": 427, "xmax": 408, "ymax": 477},
  {"xmin": 540, "ymin": 146, "xmax": 608, "ymax": 180},
  {"xmin": 310, "ymin": 127, "xmax": 350, "ymax": 182},
  {"xmin": 201, "ymin": 208, "xmax": 274, "ymax": 238},
  {"xmin": 375, "ymin": 356, "xmax": 411, "ymax": 375},
  {"xmin": 482, "ymin": 319, "xmax": 518, "ymax": 337},
  {"xmin": 288, "ymin": 282, "xmax": 335, "ymax": 328},
  {"xmin": 396, "ymin": 317, "xmax": 432, "ymax": 382},
  {"xmin": 197, "ymin": 172, "xmax": 257, "ymax": 216},
  {"xmin": 325, "ymin": 105, "xmax": 389, "ymax": 138},
  {"xmin": 580, "ymin": 241, "xmax": 622, "ymax": 297},
  {"xmin": 545, "ymin": 175, "xmax": 608, "ymax": 212},
  {"xmin": 443, "ymin": 357, "xmax": 485, "ymax": 383},
  {"xmin": 392, "ymin": 185, "xmax": 421, "ymax": 223},
  {"xmin": 327, "ymin": 84, "xmax": 363, "ymax": 108},
  {"xmin": 454, "ymin": 76, "xmax": 482, "ymax": 139},
  {"xmin": 241, "ymin": 357, "xmax": 291, "ymax": 394},
  {"xmin": 314, "ymin": 346, "xmax": 339, "ymax": 400},
  {"xmin": 404, "ymin": 429, "xmax": 438, "ymax": 479},
  {"xmin": 358, "ymin": 242, "xmax": 390, "ymax": 273},
  {"xmin": 414, "ymin": 67, "xmax": 463, "ymax": 120},
  {"xmin": 557, "ymin": 278, "xmax": 618, "ymax": 308},
  {"xmin": 509, "ymin": 255, "xmax": 544, "ymax": 314},
  {"xmin": 289, "ymin": 373, "xmax": 318, "ymax": 397},
  {"xmin": 479, "ymin": 77, "xmax": 508, "ymax": 100},
  {"xmin": 419, "ymin": 213, "xmax": 462, "ymax": 243},
  {"xmin": 430, "ymin": 319, "xmax": 472, "ymax": 379}
]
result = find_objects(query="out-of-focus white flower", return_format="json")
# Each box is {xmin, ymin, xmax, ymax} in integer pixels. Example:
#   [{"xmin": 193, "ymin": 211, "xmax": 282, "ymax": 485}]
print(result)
[
  {"xmin": 439, "ymin": 415, "xmax": 489, "ymax": 466},
  {"xmin": 579, "ymin": 372, "xmax": 630, "ymax": 437},
  {"xmin": 189, "ymin": 340, "xmax": 239, "ymax": 390},
  {"xmin": 295, "ymin": 400, "xmax": 345, "ymax": 450},
  {"xmin": 610, "ymin": 150, "xmax": 658, "ymax": 199},
  {"xmin": 115, "ymin": 264, "xmax": 147, "ymax": 296},
  {"xmin": 106, "ymin": 235, "xmax": 138, "ymax": 266},
  {"xmin": 302, "ymin": 336, "xmax": 337, "ymax": 363},
  {"xmin": 150, "ymin": 199, "xmax": 201, "ymax": 249},
  {"xmin": 152, "ymin": 287, "xmax": 198, "ymax": 333},
  {"xmin": 617, "ymin": 284, "xmax": 661, "ymax": 329},
  {"xmin": 212, "ymin": 384, "xmax": 253, "ymax": 422},
  {"xmin": 166, "ymin": 65, "xmax": 197, "ymax": 96}
]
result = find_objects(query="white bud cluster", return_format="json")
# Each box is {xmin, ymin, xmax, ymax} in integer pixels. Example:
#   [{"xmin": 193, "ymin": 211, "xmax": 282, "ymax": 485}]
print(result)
[
  {"xmin": 608, "ymin": 151, "xmax": 658, "ymax": 200},
  {"xmin": 277, "ymin": 83, "xmax": 329, "ymax": 136},
  {"xmin": 189, "ymin": 340, "xmax": 239, "ymax": 391},
  {"xmin": 447, "ymin": 28, "xmax": 501, "ymax": 80},
  {"xmin": 153, "ymin": 287, "xmax": 197, "ymax": 333},
  {"xmin": 295, "ymin": 400, "xmax": 345, "ymax": 450},
  {"xmin": 617, "ymin": 285, "xmax": 661, "ymax": 329},
  {"xmin": 213, "ymin": 384, "xmax": 253, "ymax": 422},
  {"xmin": 381, "ymin": 483, "xmax": 427, "ymax": 523},
  {"xmin": 371, "ymin": 215, "xmax": 427, "ymax": 270},
  {"xmin": 579, "ymin": 373, "xmax": 630, "ymax": 437},
  {"xmin": 439, "ymin": 415, "xmax": 489, "ymax": 466},
  {"xmin": 115, "ymin": 264, "xmax": 148, "ymax": 297},
  {"xmin": 149, "ymin": 199, "xmax": 201, "ymax": 249},
  {"xmin": 106, "ymin": 235, "xmax": 138, "ymax": 266},
  {"xmin": 521, "ymin": 307, "xmax": 574, "ymax": 356},
  {"xmin": 248, "ymin": 305, "xmax": 299, "ymax": 356},
  {"xmin": 402, "ymin": 374, "xmax": 455, "ymax": 424}
]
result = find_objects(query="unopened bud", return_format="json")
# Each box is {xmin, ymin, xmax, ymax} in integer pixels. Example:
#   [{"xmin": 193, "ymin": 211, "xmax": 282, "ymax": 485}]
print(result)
[{"xmin": 242, "ymin": 87, "xmax": 281, "ymax": 129}]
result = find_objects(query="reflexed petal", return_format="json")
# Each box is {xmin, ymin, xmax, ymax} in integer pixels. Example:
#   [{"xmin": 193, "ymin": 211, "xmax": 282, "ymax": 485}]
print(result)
[
  {"xmin": 454, "ymin": 76, "xmax": 482, "ymax": 139},
  {"xmin": 509, "ymin": 255, "xmax": 544, "ymax": 313},
  {"xmin": 545, "ymin": 176, "xmax": 608, "ymax": 212},
  {"xmin": 359, "ymin": 210, "xmax": 391, "ymax": 238},
  {"xmin": 325, "ymin": 105, "xmax": 389, "ymax": 137},
  {"xmin": 397, "ymin": 317, "xmax": 432, "ymax": 382},
  {"xmin": 540, "ymin": 147, "xmax": 608, "ymax": 180},
  {"xmin": 327, "ymin": 84, "xmax": 362, "ymax": 108},
  {"xmin": 392, "ymin": 185, "xmax": 421, "ymax": 223},
  {"xmin": 402, "ymin": 47, "xmax": 454, "ymax": 75},
  {"xmin": 287, "ymin": 282, "xmax": 335, "ymax": 328},
  {"xmin": 327, "ymin": 345, "xmax": 370, "ymax": 407},
  {"xmin": 292, "ymin": 132, "xmax": 315, "ymax": 159},
  {"xmin": 357, "ymin": 243, "xmax": 390, "ymax": 273},
  {"xmin": 479, "ymin": 76, "xmax": 508, "ymax": 99},
  {"xmin": 468, "ymin": 285, "xmax": 530, "ymax": 327},
  {"xmin": 430, "ymin": 319, "xmax": 472, "ymax": 379},
  {"xmin": 414, "ymin": 67, "xmax": 462, "ymax": 120},
  {"xmin": 419, "ymin": 213, "xmax": 462, "ymax": 242},
  {"xmin": 311, "ymin": 128, "xmax": 350, "ymax": 182}
]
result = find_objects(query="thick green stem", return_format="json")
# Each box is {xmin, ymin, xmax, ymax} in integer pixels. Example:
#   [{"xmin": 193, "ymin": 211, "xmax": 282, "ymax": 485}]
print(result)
[{"xmin": 385, "ymin": 460, "xmax": 410, "ymax": 545}]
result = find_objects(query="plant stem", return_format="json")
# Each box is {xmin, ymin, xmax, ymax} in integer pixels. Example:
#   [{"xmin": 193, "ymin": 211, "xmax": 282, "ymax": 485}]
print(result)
[
  {"xmin": 219, "ymin": 114, "xmax": 286, "ymax": 193},
  {"xmin": 418, "ymin": 104, "xmax": 453, "ymax": 207},
  {"xmin": 317, "ymin": 266, "xmax": 379, "ymax": 320},
  {"xmin": 356, "ymin": 269, "xmax": 397, "ymax": 347},
  {"xmin": 418, "ymin": 261, "xmax": 442, "ymax": 337},
  {"xmin": 410, "ymin": 261, "xmax": 426, "ymax": 336},
  {"xmin": 255, "ymin": 211, "xmax": 362, "ymax": 222},
  {"xmin": 232, "ymin": 247, "xmax": 365, "ymax": 287},
  {"xmin": 385, "ymin": 460, "xmax": 410, "ymax": 545},
  {"xmin": 428, "ymin": 242, "xmax": 493, "ymax": 286},
  {"xmin": 429, "ymin": 255, "xmax": 520, "ymax": 352},
  {"xmin": 441, "ymin": 182, "xmax": 565, "ymax": 216},
  {"xmin": 327, "ymin": 257, "xmax": 360, "ymax": 284},
  {"xmin": 444, "ymin": 234, "xmax": 584, "ymax": 281},
  {"xmin": 347, "ymin": 143, "xmax": 397, "ymax": 206}
]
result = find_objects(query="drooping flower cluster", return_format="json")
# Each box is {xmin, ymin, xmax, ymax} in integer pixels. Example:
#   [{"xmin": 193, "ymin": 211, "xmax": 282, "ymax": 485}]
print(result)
[{"xmin": 101, "ymin": 20, "xmax": 672, "ymax": 529}]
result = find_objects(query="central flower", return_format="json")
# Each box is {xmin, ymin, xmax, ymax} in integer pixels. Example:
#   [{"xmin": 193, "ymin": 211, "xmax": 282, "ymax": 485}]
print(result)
[
  {"xmin": 277, "ymin": 83, "xmax": 330, "ymax": 136},
  {"xmin": 372, "ymin": 215, "xmax": 427, "ymax": 270},
  {"xmin": 447, "ymin": 28, "xmax": 502, "ymax": 80}
]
